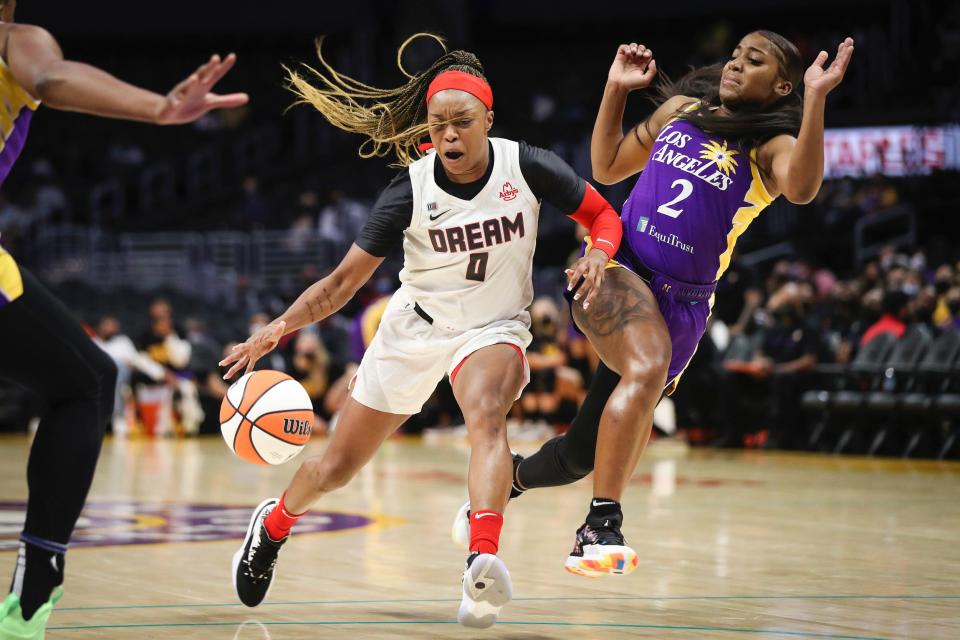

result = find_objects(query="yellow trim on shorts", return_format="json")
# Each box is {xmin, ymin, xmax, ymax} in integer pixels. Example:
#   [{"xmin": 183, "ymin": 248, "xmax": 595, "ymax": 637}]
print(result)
[{"xmin": 0, "ymin": 248, "xmax": 24, "ymax": 305}]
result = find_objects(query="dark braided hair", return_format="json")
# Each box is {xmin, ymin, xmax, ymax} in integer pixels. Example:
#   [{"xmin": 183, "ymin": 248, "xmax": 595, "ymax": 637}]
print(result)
[
  {"xmin": 649, "ymin": 30, "xmax": 804, "ymax": 157},
  {"xmin": 286, "ymin": 33, "xmax": 487, "ymax": 165}
]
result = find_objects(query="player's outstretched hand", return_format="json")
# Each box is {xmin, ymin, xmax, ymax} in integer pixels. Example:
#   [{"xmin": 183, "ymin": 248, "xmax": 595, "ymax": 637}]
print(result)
[
  {"xmin": 156, "ymin": 53, "xmax": 249, "ymax": 125},
  {"xmin": 608, "ymin": 43, "xmax": 657, "ymax": 91},
  {"xmin": 565, "ymin": 248, "xmax": 609, "ymax": 311},
  {"xmin": 220, "ymin": 320, "xmax": 286, "ymax": 380},
  {"xmin": 804, "ymin": 37, "xmax": 854, "ymax": 97}
]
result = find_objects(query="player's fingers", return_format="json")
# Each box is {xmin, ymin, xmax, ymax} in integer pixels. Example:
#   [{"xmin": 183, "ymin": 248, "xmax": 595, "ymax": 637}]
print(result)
[
  {"xmin": 204, "ymin": 53, "xmax": 237, "ymax": 87},
  {"xmin": 644, "ymin": 59, "xmax": 657, "ymax": 78},
  {"xmin": 196, "ymin": 54, "xmax": 220, "ymax": 82},
  {"xmin": 835, "ymin": 43, "xmax": 854, "ymax": 74},
  {"xmin": 573, "ymin": 264, "xmax": 598, "ymax": 301},
  {"xmin": 569, "ymin": 264, "xmax": 589, "ymax": 295},
  {"xmin": 813, "ymin": 50, "xmax": 828, "ymax": 69},
  {"xmin": 565, "ymin": 267, "xmax": 581, "ymax": 290},
  {"xmin": 175, "ymin": 73, "xmax": 200, "ymax": 98},
  {"xmin": 224, "ymin": 355, "xmax": 248, "ymax": 380},
  {"xmin": 583, "ymin": 268, "xmax": 605, "ymax": 310},
  {"xmin": 218, "ymin": 346, "xmax": 245, "ymax": 367},
  {"xmin": 205, "ymin": 93, "xmax": 250, "ymax": 110},
  {"xmin": 573, "ymin": 278, "xmax": 591, "ymax": 302}
]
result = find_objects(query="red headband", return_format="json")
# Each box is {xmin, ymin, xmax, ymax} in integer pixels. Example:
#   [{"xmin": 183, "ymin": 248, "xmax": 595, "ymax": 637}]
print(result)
[{"xmin": 426, "ymin": 70, "xmax": 493, "ymax": 110}]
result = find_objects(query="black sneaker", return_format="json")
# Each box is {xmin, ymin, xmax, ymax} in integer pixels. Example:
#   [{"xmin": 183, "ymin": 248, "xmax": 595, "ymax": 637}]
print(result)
[
  {"xmin": 508, "ymin": 452, "xmax": 526, "ymax": 498},
  {"xmin": 564, "ymin": 512, "xmax": 638, "ymax": 577},
  {"xmin": 232, "ymin": 498, "xmax": 287, "ymax": 607},
  {"xmin": 452, "ymin": 453, "xmax": 524, "ymax": 549}
]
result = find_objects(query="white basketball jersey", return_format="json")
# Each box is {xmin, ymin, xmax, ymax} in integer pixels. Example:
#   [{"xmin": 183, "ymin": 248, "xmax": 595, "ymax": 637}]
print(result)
[{"xmin": 400, "ymin": 137, "xmax": 539, "ymax": 331}]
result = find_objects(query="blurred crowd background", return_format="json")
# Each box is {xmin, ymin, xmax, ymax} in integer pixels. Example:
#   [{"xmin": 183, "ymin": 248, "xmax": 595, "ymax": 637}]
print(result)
[{"xmin": 2, "ymin": 0, "xmax": 958, "ymax": 457}]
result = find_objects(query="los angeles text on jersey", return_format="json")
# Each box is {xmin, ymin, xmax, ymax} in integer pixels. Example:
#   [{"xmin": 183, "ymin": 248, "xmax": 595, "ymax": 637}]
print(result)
[
  {"xmin": 428, "ymin": 211, "xmax": 525, "ymax": 254},
  {"xmin": 650, "ymin": 124, "xmax": 734, "ymax": 191}
]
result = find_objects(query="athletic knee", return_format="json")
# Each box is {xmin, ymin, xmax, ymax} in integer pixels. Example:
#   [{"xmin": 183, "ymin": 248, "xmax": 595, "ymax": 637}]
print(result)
[
  {"xmin": 553, "ymin": 436, "xmax": 594, "ymax": 479},
  {"xmin": 74, "ymin": 348, "xmax": 118, "ymax": 399},
  {"xmin": 619, "ymin": 347, "xmax": 671, "ymax": 390},
  {"xmin": 301, "ymin": 454, "xmax": 357, "ymax": 493},
  {"xmin": 464, "ymin": 393, "xmax": 509, "ymax": 443}
]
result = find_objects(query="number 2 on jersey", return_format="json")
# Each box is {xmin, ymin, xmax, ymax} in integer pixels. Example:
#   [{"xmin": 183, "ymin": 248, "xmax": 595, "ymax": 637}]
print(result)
[
  {"xmin": 657, "ymin": 178, "xmax": 693, "ymax": 218},
  {"xmin": 466, "ymin": 252, "xmax": 489, "ymax": 282}
]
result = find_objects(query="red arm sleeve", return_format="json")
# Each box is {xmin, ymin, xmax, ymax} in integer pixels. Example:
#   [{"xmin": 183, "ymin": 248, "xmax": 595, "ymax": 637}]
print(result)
[{"xmin": 567, "ymin": 182, "xmax": 622, "ymax": 260}]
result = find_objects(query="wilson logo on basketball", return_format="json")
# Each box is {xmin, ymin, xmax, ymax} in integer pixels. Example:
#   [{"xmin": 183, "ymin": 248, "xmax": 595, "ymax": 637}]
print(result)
[
  {"xmin": 282, "ymin": 417, "xmax": 312, "ymax": 436},
  {"xmin": 498, "ymin": 182, "xmax": 519, "ymax": 201}
]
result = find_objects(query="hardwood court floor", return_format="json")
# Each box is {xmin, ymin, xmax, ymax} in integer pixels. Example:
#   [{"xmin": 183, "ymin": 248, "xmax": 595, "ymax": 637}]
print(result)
[{"xmin": 0, "ymin": 433, "xmax": 958, "ymax": 639}]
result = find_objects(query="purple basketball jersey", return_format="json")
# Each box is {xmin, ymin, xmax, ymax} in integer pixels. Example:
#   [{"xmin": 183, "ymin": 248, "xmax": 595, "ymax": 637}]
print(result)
[
  {"xmin": 620, "ymin": 116, "xmax": 775, "ymax": 285},
  {"xmin": 0, "ymin": 60, "xmax": 39, "ymax": 188}
]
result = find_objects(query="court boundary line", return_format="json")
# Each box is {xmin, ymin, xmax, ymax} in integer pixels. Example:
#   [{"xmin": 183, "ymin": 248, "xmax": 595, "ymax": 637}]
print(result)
[
  {"xmin": 52, "ymin": 593, "xmax": 960, "ymax": 612},
  {"xmin": 46, "ymin": 618, "xmax": 892, "ymax": 640}
]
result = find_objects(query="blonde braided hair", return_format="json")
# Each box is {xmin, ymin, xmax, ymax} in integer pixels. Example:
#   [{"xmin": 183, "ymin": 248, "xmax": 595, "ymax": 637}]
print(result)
[{"xmin": 286, "ymin": 33, "xmax": 487, "ymax": 166}]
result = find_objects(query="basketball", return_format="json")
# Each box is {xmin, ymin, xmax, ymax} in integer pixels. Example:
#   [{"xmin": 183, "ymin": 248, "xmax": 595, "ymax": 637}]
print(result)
[{"xmin": 219, "ymin": 370, "xmax": 314, "ymax": 465}]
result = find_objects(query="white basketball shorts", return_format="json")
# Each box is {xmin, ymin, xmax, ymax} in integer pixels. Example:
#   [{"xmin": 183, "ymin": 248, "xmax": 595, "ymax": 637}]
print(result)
[{"xmin": 350, "ymin": 291, "xmax": 532, "ymax": 415}]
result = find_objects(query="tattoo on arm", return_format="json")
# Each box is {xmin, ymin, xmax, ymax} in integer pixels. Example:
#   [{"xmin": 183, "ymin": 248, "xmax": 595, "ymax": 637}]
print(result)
[
  {"xmin": 305, "ymin": 286, "xmax": 335, "ymax": 323},
  {"xmin": 305, "ymin": 298, "xmax": 320, "ymax": 323}
]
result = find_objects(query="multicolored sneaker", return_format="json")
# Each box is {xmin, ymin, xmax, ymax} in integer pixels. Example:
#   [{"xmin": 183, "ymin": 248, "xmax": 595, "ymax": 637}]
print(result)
[
  {"xmin": 232, "ymin": 498, "xmax": 287, "ymax": 607},
  {"xmin": 451, "ymin": 453, "xmax": 524, "ymax": 549},
  {"xmin": 457, "ymin": 553, "xmax": 512, "ymax": 629},
  {"xmin": 564, "ymin": 512, "xmax": 638, "ymax": 577},
  {"xmin": 0, "ymin": 586, "xmax": 64, "ymax": 640}
]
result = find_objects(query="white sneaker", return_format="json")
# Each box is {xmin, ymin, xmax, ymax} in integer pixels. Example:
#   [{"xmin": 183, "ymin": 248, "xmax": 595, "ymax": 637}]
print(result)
[
  {"xmin": 451, "ymin": 501, "xmax": 471, "ymax": 550},
  {"xmin": 451, "ymin": 453, "xmax": 525, "ymax": 550},
  {"xmin": 457, "ymin": 553, "xmax": 512, "ymax": 628}
]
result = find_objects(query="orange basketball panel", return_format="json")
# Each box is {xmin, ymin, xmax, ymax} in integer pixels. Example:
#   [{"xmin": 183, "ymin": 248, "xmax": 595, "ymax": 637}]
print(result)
[
  {"xmin": 238, "ymin": 370, "xmax": 292, "ymax": 414},
  {"xmin": 255, "ymin": 409, "xmax": 314, "ymax": 446},
  {"xmin": 233, "ymin": 419, "xmax": 267, "ymax": 465},
  {"xmin": 219, "ymin": 396, "xmax": 237, "ymax": 424}
]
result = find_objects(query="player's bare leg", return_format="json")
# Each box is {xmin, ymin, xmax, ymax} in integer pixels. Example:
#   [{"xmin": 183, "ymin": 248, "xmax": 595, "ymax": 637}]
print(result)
[
  {"xmin": 566, "ymin": 268, "xmax": 671, "ymax": 576},
  {"xmin": 450, "ymin": 343, "xmax": 526, "ymax": 628},
  {"xmin": 232, "ymin": 397, "xmax": 408, "ymax": 607}
]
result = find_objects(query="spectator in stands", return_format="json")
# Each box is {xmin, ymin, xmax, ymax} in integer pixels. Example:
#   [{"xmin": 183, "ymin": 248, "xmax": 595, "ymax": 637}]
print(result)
[
  {"xmin": 932, "ymin": 264, "xmax": 956, "ymax": 328},
  {"xmin": 290, "ymin": 330, "xmax": 330, "ymax": 422},
  {"xmin": 717, "ymin": 282, "xmax": 820, "ymax": 448},
  {"xmin": 713, "ymin": 254, "xmax": 762, "ymax": 339},
  {"xmin": 0, "ymin": 193, "xmax": 28, "ymax": 248},
  {"xmin": 317, "ymin": 189, "xmax": 366, "ymax": 247},
  {"xmin": 860, "ymin": 289, "xmax": 910, "ymax": 346},
  {"xmin": 93, "ymin": 316, "xmax": 166, "ymax": 436},
  {"xmin": 185, "ymin": 318, "xmax": 226, "ymax": 434},
  {"xmin": 945, "ymin": 287, "xmax": 960, "ymax": 331},
  {"xmin": 521, "ymin": 297, "xmax": 583, "ymax": 430},
  {"xmin": 137, "ymin": 299, "xmax": 201, "ymax": 436}
]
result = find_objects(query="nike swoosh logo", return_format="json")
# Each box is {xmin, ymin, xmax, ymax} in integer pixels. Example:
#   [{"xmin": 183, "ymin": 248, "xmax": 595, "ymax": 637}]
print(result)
[
  {"xmin": 429, "ymin": 209, "xmax": 451, "ymax": 221},
  {"xmin": 474, "ymin": 512, "xmax": 497, "ymax": 519},
  {"xmin": 592, "ymin": 501, "xmax": 616, "ymax": 507}
]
